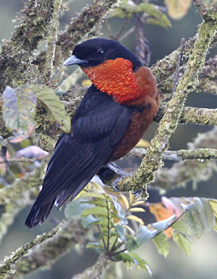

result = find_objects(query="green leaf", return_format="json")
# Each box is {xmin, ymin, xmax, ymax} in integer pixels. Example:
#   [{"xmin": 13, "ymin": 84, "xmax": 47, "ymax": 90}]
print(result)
[
  {"xmin": 114, "ymin": 251, "xmax": 151, "ymax": 273},
  {"xmin": 213, "ymin": 218, "xmax": 217, "ymax": 232},
  {"xmin": 194, "ymin": 198, "xmax": 215, "ymax": 231},
  {"xmin": 64, "ymin": 198, "xmax": 93, "ymax": 219},
  {"xmin": 81, "ymin": 216, "xmax": 103, "ymax": 228},
  {"xmin": 31, "ymin": 85, "xmax": 71, "ymax": 133},
  {"xmin": 82, "ymin": 199, "xmax": 108, "ymax": 208},
  {"xmin": 115, "ymin": 224, "xmax": 126, "ymax": 242},
  {"xmin": 182, "ymin": 203, "xmax": 204, "ymax": 238},
  {"xmin": 126, "ymin": 237, "xmax": 139, "ymax": 251},
  {"xmin": 110, "ymin": 211, "xmax": 128, "ymax": 224},
  {"xmin": 172, "ymin": 231, "xmax": 193, "ymax": 256},
  {"xmin": 82, "ymin": 206, "xmax": 108, "ymax": 218},
  {"xmin": 209, "ymin": 199, "xmax": 217, "ymax": 218},
  {"xmin": 172, "ymin": 220, "xmax": 191, "ymax": 235},
  {"xmin": 137, "ymin": 226, "xmax": 158, "ymax": 246},
  {"xmin": 86, "ymin": 242, "xmax": 104, "ymax": 251},
  {"xmin": 3, "ymin": 85, "xmax": 36, "ymax": 142},
  {"xmin": 152, "ymin": 233, "xmax": 170, "ymax": 257},
  {"xmin": 109, "ymin": 0, "xmax": 142, "ymax": 18},
  {"xmin": 139, "ymin": 3, "xmax": 171, "ymax": 27},
  {"xmin": 79, "ymin": 192, "xmax": 107, "ymax": 200}
]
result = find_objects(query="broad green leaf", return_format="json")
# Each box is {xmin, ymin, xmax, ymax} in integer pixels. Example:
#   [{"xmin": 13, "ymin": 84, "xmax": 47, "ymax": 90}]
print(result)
[
  {"xmin": 127, "ymin": 252, "xmax": 152, "ymax": 274},
  {"xmin": 81, "ymin": 216, "xmax": 103, "ymax": 228},
  {"xmin": 64, "ymin": 199, "xmax": 93, "ymax": 219},
  {"xmin": 3, "ymin": 85, "xmax": 36, "ymax": 142},
  {"xmin": 82, "ymin": 206, "xmax": 108, "ymax": 218},
  {"xmin": 109, "ymin": 0, "xmax": 142, "ymax": 17},
  {"xmin": 137, "ymin": 226, "xmax": 158, "ymax": 246},
  {"xmin": 98, "ymin": 232, "xmax": 120, "ymax": 240},
  {"xmin": 172, "ymin": 231, "xmax": 193, "ymax": 256},
  {"xmin": 209, "ymin": 199, "xmax": 217, "ymax": 218},
  {"xmin": 194, "ymin": 198, "xmax": 215, "ymax": 231},
  {"xmin": 213, "ymin": 218, "xmax": 217, "ymax": 232},
  {"xmin": 86, "ymin": 242, "xmax": 104, "ymax": 251},
  {"xmin": 115, "ymin": 224, "xmax": 126, "ymax": 242},
  {"xmin": 126, "ymin": 237, "xmax": 139, "ymax": 251},
  {"xmin": 172, "ymin": 220, "xmax": 191, "ymax": 235},
  {"xmin": 82, "ymin": 199, "xmax": 108, "ymax": 208},
  {"xmin": 152, "ymin": 215, "xmax": 176, "ymax": 231},
  {"xmin": 31, "ymin": 85, "xmax": 71, "ymax": 133},
  {"xmin": 79, "ymin": 192, "xmax": 107, "ymax": 200},
  {"xmin": 152, "ymin": 233, "xmax": 169, "ymax": 257},
  {"xmin": 110, "ymin": 211, "xmax": 128, "ymax": 224},
  {"xmin": 114, "ymin": 251, "xmax": 151, "ymax": 273},
  {"xmin": 182, "ymin": 203, "xmax": 204, "ymax": 238},
  {"xmin": 139, "ymin": 3, "xmax": 171, "ymax": 27}
]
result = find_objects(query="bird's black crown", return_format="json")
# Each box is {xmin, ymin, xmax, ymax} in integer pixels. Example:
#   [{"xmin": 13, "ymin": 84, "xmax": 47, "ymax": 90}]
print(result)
[{"xmin": 72, "ymin": 38, "xmax": 142, "ymax": 70}]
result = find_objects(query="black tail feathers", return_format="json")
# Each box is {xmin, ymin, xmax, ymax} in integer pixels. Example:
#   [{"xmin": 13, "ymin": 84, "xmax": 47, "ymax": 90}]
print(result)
[{"xmin": 25, "ymin": 199, "xmax": 55, "ymax": 228}]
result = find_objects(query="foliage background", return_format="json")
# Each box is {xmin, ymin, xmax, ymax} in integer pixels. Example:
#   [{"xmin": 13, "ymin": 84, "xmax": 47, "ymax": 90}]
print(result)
[{"xmin": 1, "ymin": 0, "xmax": 217, "ymax": 278}]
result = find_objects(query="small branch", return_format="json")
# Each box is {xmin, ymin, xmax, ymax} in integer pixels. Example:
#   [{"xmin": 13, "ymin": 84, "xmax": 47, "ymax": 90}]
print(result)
[
  {"xmin": 128, "ymin": 148, "xmax": 217, "ymax": 161},
  {"xmin": 0, "ymin": 221, "xmax": 64, "ymax": 279},
  {"xmin": 0, "ymin": 158, "xmax": 36, "ymax": 165},
  {"xmin": 149, "ymin": 127, "xmax": 217, "ymax": 189},
  {"xmin": 44, "ymin": 0, "xmax": 63, "ymax": 84},
  {"xmin": 155, "ymin": 106, "xmax": 217, "ymax": 126},
  {"xmin": 7, "ymin": 219, "xmax": 88, "ymax": 279}
]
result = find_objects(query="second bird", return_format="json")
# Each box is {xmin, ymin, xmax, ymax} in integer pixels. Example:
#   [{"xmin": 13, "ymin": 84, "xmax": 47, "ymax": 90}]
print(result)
[{"xmin": 25, "ymin": 38, "xmax": 159, "ymax": 228}]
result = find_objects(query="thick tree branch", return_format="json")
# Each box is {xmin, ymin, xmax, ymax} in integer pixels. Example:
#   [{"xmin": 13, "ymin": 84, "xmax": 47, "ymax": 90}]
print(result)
[
  {"xmin": 33, "ymin": 0, "xmax": 119, "ymax": 72},
  {"xmin": 116, "ymin": 19, "xmax": 217, "ymax": 196},
  {"xmin": 0, "ymin": 0, "xmax": 56, "ymax": 93}
]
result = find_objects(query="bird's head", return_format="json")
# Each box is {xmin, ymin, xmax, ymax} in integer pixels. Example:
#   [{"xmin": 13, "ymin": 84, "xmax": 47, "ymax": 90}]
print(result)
[{"xmin": 63, "ymin": 38, "xmax": 142, "ymax": 71}]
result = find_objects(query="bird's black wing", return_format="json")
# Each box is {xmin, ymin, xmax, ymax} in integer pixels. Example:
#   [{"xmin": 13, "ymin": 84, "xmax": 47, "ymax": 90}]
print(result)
[{"xmin": 26, "ymin": 85, "xmax": 134, "ymax": 227}]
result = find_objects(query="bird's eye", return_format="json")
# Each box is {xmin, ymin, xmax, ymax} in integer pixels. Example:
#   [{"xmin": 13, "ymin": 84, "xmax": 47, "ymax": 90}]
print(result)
[{"xmin": 97, "ymin": 49, "xmax": 104, "ymax": 54}]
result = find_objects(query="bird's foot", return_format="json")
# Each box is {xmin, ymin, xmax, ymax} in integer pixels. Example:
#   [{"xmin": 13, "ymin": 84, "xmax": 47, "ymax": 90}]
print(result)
[{"xmin": 97, "ymin": 163, "xmax": 131, "ymax": 192}]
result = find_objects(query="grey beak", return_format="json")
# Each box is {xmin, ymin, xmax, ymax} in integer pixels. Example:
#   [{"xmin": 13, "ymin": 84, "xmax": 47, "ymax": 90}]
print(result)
[{"xmin": 63, "ymin": 55, "xmax": 87, "ymax": 66}]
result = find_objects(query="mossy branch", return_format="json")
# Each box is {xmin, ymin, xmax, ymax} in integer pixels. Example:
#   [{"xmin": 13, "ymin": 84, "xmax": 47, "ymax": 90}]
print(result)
[
  {"xmin": 5, "ymin": 219, "xmax": 87, "ymax": 279},
  {"xmin": 0, "ymin": 221, "xmax": 64, "ymax": 279},
  {"xmin": 33, "ymin": 0, "xmax": 119, "ymax": 72},
  {"xmin": 116, "ymin": 18, "xmax": 217, "ymax": 196},
  {"xmin": 0, "ymin": 0, "xmax": 56, "ymax": 92},
  {"xmin": 129, "ymin": 147, "xmax": 217, "ymax": 161}
]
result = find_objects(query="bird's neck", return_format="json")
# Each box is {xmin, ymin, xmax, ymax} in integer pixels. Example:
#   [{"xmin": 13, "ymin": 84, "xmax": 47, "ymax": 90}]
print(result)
[{"xmin": 81, "ymin": 58, "xmax": 157, "ymax": 106}]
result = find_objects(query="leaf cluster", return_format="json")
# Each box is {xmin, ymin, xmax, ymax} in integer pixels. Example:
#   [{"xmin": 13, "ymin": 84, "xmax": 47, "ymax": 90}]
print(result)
[{"xmin": 64, "ymin": 183, "xmax": 217, "ymax": 273}]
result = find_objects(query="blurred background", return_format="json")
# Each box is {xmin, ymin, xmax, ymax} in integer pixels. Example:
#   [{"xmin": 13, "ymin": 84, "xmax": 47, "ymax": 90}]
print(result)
[{"xmin": 1, "ymin": 0, "xmax": 217, "ymax": 278}]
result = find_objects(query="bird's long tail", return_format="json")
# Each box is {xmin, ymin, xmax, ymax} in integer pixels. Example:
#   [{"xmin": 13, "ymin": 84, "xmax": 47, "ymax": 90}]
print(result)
[{"xmin": 25, "ymin": 199, "xmax": 55, "ymax": 228}]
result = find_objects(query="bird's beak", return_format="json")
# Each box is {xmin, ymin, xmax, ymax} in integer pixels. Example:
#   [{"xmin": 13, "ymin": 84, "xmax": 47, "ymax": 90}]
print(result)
[{"xmin": 63, "ymin": 55, "xmax": 87, "ymax": 66}]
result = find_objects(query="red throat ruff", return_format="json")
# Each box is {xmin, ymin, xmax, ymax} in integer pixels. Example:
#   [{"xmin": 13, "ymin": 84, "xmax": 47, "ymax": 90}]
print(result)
[{"xmin": 81, "ymin": 58, "xmax": 149, "ymax": 105}]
